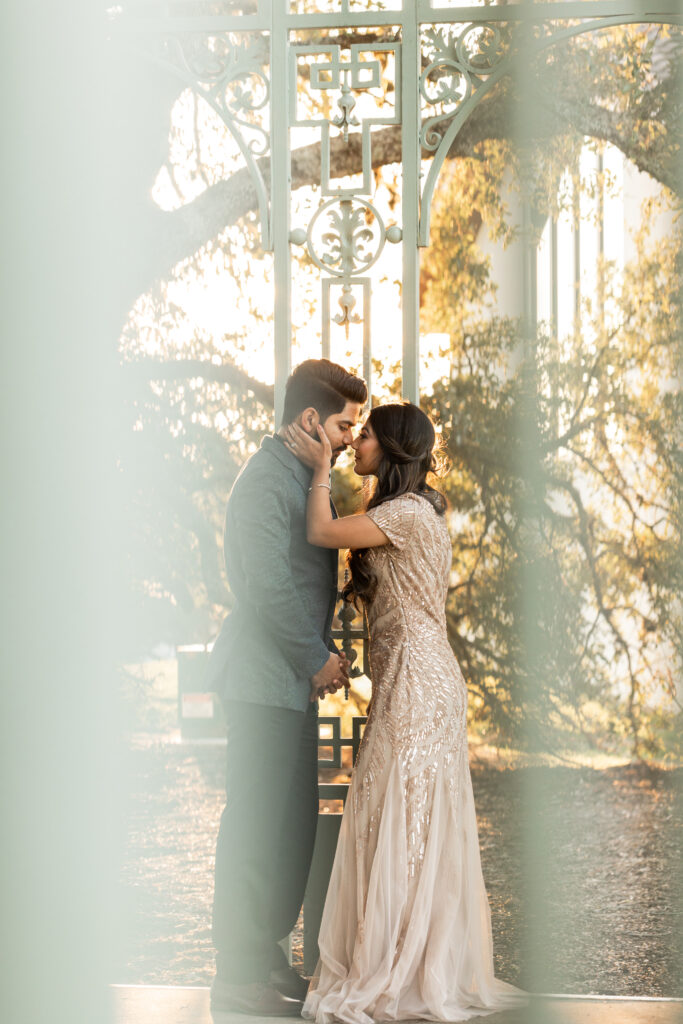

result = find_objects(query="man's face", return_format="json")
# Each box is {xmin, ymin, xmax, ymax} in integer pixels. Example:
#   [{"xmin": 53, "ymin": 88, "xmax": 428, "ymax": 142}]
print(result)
[{"xmin": 321, "ymin": 401, "xmax": 364, "ymax": 465}]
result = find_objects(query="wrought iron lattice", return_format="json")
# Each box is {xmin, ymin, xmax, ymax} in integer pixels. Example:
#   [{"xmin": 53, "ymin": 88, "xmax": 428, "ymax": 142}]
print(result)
[
  {"xmin": 317, "ymin": 715, "xmax": 367, "ymax": 773},
  {"xmin": 331, "ymin": 571, "xmax": 370, "ymax": 700},
  {"xmin": 116, "ymin": 0, "xmax": 681, "ymax": 415}
]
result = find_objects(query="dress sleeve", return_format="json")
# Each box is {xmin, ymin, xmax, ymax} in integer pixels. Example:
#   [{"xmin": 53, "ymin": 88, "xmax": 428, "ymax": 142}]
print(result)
[{"xmin": 366, "ymin": 495, "xmax": 419, "ymax": 550}]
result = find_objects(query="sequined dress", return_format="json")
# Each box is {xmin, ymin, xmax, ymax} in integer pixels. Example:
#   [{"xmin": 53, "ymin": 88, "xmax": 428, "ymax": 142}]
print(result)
[{"xmin": 303, "ymin": 493, "xmax": 525, "ymax": 1024}]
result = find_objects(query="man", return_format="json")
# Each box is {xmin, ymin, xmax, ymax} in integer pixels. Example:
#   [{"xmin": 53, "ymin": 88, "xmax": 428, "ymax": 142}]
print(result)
[{"xmin": 207, "ymin": 359, "xmax": 367, "ymax": 1016}]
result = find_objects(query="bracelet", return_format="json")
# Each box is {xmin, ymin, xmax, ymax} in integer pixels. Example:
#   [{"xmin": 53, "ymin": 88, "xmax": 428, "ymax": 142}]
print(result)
[{"xmin": 308, "ymin": 483, "xmax": 331, "ymax": 492}]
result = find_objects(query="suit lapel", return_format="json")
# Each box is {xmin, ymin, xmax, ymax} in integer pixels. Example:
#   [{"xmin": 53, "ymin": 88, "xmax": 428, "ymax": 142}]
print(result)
[
  {"xmin": 262, "ymin": 434, "xmax": 338, "ymax": 580},
  {"xmin": 261, "ymin": 434, "xmax": 313, "ymax": 494}
]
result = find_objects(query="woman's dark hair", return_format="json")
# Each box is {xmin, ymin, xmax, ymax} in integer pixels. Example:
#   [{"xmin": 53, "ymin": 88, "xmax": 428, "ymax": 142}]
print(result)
[
  {"xmin": 343, "ymin": 402, "xmax": 447, "ymax": 606},
  {"xmin": 280, "ymin": 359, "xmax": 368, "ymax": 427}
]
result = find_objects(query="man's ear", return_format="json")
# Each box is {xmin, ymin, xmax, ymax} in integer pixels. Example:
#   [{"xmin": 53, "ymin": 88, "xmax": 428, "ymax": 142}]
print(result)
[{"xmin": 300, "ymin": 407, "xmax": 320, "ymax": 434}]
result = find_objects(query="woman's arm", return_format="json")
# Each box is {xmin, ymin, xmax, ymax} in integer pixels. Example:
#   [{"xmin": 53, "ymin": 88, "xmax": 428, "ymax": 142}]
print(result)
[{"xmin": 283, "ymin": 423, "xmax": 388, "ymax": 550}]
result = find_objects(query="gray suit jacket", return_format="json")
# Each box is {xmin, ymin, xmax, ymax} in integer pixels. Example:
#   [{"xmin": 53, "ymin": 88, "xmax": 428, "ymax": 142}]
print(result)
[{"xmin": 206, "ymin": 434, "xmax": 339, "ymax": 713}]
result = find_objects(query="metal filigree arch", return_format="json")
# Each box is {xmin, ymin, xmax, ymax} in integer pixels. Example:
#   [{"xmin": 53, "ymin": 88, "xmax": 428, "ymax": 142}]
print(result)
[
  {"xmin": 136, "ymin": 29, "xmax": 273, "ymax": 248},
  {"xmin": 418, "ymin": 10, "xmax": 682, "ymax": 247}
]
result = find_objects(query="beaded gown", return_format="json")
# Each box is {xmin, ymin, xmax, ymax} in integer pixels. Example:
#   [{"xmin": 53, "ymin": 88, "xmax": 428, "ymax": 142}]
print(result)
[{"xmin": 303, "ymin": 493, "xmax": 525, "ymax": 1024}]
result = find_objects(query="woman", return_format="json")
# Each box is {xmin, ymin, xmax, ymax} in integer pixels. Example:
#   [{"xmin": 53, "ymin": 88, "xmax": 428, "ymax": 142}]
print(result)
[{"xmin": 284, "ymin": 403, "xmax": 525, "ymax": 1024}]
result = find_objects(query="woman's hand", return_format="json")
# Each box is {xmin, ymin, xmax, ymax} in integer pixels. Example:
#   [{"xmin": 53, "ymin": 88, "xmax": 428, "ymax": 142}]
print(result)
[{"xmin": 283, "ymin": 422, "xmax": 332, "ymax": 472}]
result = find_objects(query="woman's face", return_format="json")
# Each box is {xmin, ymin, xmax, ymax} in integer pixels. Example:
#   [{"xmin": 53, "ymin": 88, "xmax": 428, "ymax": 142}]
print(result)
[{"xmin": 351, "ymin": 418, "xmax": 383, "ymax": 476}]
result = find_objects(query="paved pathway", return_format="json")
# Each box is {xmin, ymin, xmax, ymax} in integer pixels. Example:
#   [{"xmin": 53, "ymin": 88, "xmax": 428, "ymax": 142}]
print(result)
[{"xmin": 111, "ymin": 986, "xmax": 683, "ymax": 1024}]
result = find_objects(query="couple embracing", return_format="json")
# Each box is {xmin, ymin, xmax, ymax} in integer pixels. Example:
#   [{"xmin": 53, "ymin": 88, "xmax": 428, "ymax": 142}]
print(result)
[{"xmin": 207, "ymin": 359, "xmax": 524, "ymax": 1023}]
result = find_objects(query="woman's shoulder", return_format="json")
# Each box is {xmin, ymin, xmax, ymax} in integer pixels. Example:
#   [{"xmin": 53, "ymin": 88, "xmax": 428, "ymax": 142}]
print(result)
[
  {"xmin": 366, "ymin": 492, "xmax": 444, "ymax": 550},
  {"xmin": 369, "ymin": 492, "xmax": 428, "ymax": 522},
  {"xmin": 379, "ymin": 491, "xmax": 430, "ymax": 508},
  {"xmin": 371, "ymin": 491, "xmax": 448, "ymax": 521},
  {"xmin": 381, "ymin": 491, "xmax": 444, "ymax": 515}
]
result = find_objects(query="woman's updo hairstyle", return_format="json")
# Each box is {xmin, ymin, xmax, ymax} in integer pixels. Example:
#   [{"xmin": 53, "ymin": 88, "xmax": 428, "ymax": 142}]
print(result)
[{"xmin": 343, "ymin": 402, "xmax": 447, "ymax": 606}]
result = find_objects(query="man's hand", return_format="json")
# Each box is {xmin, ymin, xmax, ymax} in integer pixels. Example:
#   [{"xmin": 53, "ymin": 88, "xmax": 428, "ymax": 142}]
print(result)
[{"xmin": 310, "ymin": 652, "xmax": 349, "ymax": 702}]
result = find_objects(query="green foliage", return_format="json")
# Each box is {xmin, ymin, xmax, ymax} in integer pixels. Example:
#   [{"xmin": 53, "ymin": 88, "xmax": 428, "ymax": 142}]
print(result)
[{"xmin": 420, "ymin": 150, "xmax": 682, "ymax": 758}]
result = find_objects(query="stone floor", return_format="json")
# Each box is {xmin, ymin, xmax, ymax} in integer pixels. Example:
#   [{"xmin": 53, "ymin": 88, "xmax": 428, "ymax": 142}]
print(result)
[{"xmin": 111, "ymin": 986, "xmax": 683, "ymax": 1024}]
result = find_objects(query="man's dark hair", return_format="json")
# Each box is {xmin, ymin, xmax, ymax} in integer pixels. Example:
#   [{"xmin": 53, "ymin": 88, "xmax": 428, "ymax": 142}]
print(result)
[{"xmin": 280, "ymin": 359, "xmax": 368, "ymax": 427}]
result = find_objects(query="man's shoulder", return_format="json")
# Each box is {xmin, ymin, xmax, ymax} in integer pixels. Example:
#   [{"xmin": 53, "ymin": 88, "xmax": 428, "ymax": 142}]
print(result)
[
  {"xmin": 230, "ymin": 441, "xmax": 302, "ymax": 501},
  {"xmin": 237, "ymin": 443, "xmax": 283, "ymax": 479}
]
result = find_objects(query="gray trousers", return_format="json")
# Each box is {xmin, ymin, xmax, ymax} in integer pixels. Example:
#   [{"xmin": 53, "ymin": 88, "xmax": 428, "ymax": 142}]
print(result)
[{"xmin": 212, "ymin": 700, "xmax": 319, "ymax": 983}]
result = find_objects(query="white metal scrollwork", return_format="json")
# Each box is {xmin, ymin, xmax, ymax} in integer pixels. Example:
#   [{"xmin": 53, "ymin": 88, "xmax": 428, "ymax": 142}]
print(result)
[
  {"xmin": 119, "ymin": 0, "xmax": 682, "ymax": 414},
  {"xmin": 288, "ymin": 42, "xmax": 402, "ymax": 397},
  {"xmin": 420, "ymin": 23, "xmax": 510, "ymax": 153},
  {"xmin": 141, "ymin": 30, "xmax": 273, "ymax": 247}
]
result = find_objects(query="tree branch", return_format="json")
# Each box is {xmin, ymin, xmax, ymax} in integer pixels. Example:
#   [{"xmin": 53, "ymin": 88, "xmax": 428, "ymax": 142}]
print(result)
[{"xmin": 124, "ymin": 357, "xmax": 275, "ymax": 407}]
